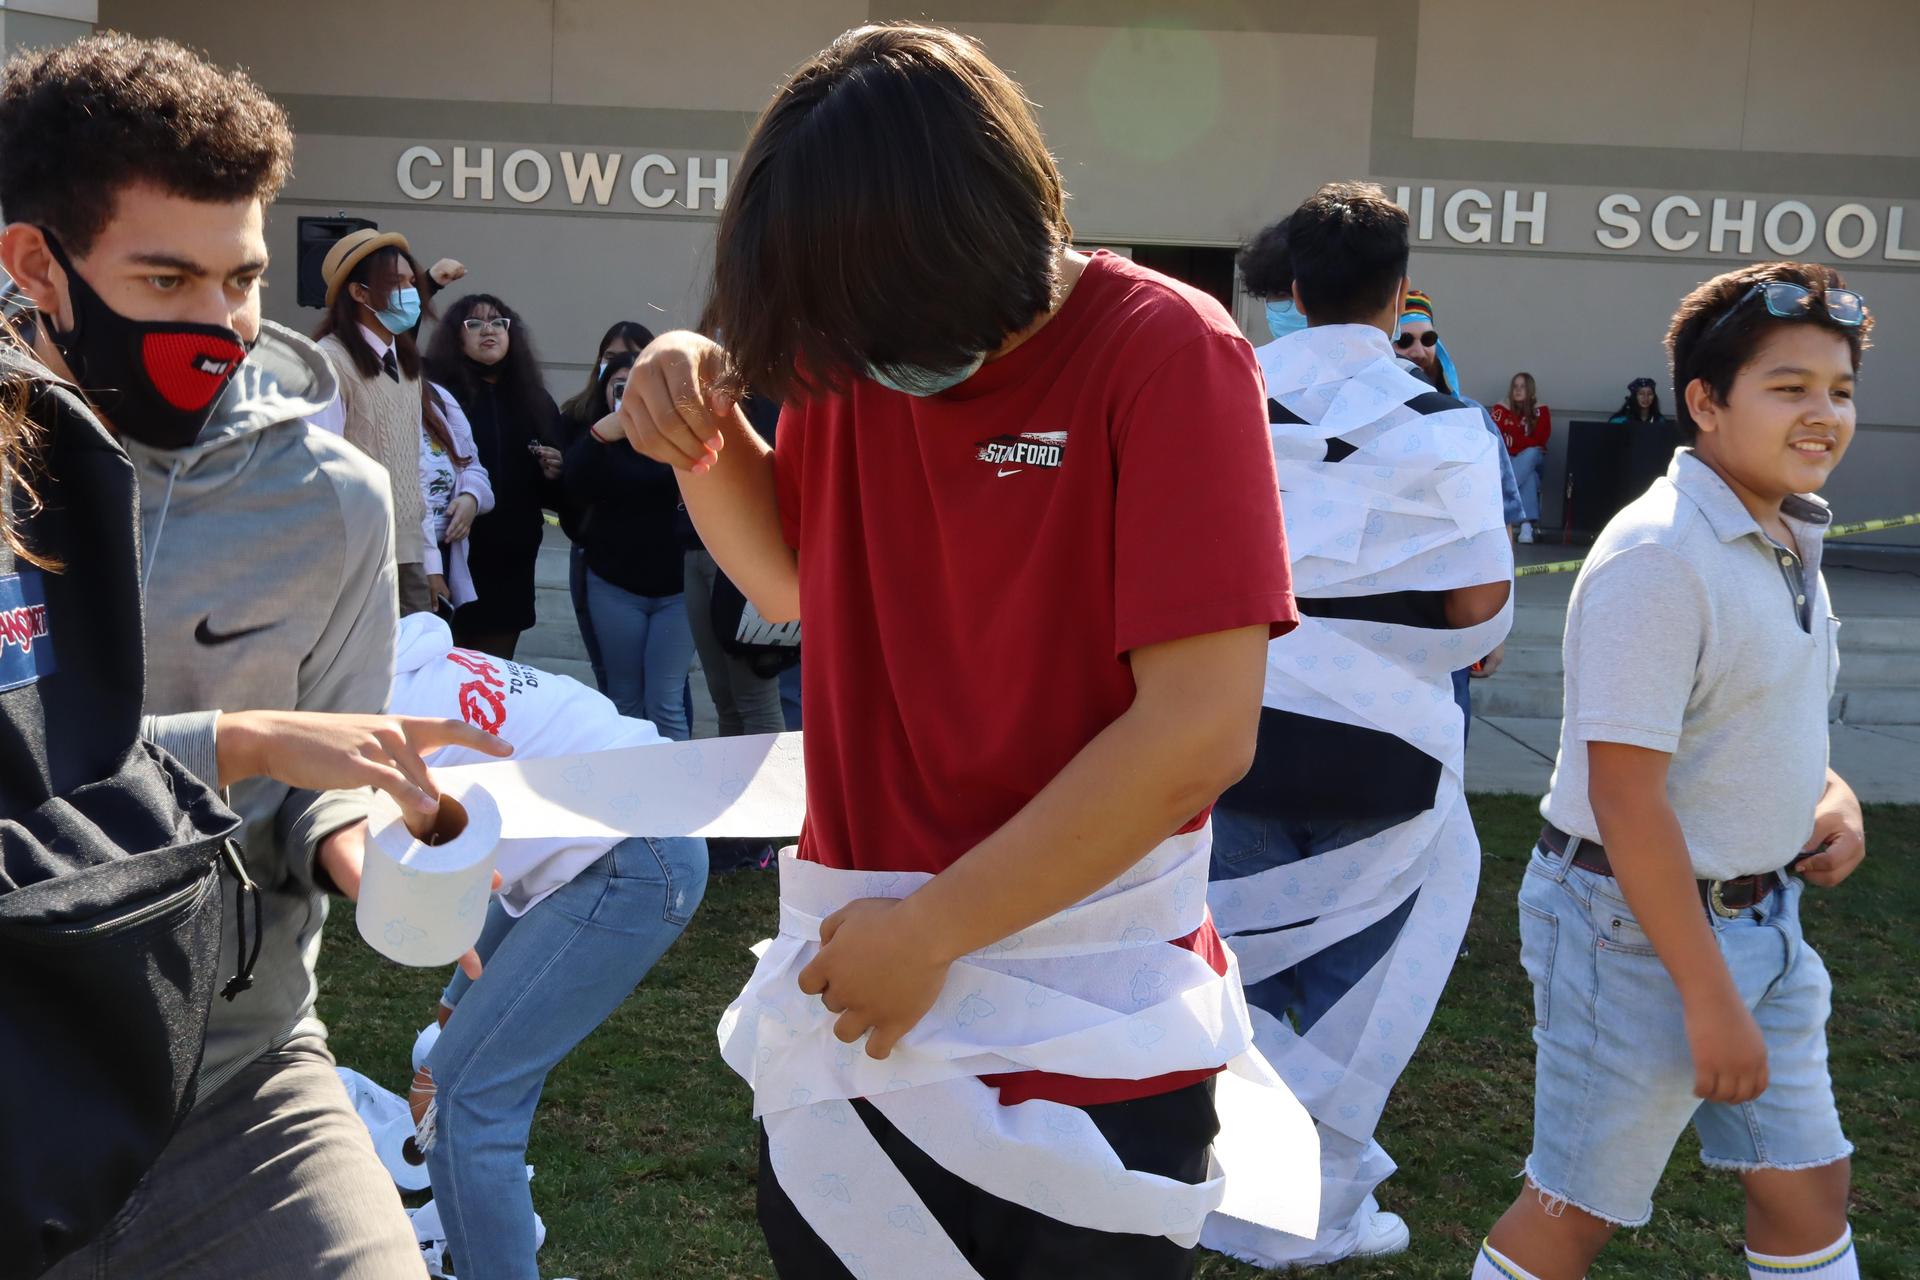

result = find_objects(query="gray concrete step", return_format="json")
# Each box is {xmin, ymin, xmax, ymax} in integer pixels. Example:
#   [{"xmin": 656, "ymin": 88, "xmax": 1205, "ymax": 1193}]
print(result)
[{"xmin": 1836, "ymin": 686, "xmax": 1920, "ymax": 725}]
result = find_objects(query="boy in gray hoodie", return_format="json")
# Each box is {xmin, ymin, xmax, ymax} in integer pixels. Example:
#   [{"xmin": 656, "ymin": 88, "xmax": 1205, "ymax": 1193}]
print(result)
[{"xmin": 1, "ymin": 34, "xmax": 507, "ymax": 1277}]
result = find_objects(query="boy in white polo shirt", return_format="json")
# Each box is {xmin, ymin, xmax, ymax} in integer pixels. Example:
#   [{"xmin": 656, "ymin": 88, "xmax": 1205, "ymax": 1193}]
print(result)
[{"xmin": 1475, "ymin": 262, "xmax": 1871, "ymax": 1280}]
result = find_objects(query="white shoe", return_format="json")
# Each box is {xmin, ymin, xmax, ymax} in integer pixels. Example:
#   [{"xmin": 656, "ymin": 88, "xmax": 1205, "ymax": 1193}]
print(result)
[
  {"xmin": 1350, "ymin": 1208, "xmax": 1411, "ymax": 1259},
  {"xmin": 1518, "ymin": 521, "xmax": 1535, "ymax": 544}
]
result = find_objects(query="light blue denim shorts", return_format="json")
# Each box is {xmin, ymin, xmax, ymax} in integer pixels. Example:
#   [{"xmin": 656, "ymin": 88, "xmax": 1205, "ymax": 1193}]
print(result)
[{"xmin": 1516, "ymin": 840, "xmax": 1852, "ymax": 1227}]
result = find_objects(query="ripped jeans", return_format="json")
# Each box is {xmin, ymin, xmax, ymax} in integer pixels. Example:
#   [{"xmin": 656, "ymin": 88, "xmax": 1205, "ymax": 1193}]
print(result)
[{"xmin": 1515, "ymin": 840, "xmax": 1850, "ymax": 1227}]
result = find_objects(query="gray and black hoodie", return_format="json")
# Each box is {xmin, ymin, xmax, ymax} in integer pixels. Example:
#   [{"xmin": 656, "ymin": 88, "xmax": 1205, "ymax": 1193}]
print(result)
[{"xmin": 133, "ymin": 320, "xmax": 397, "ymax": 1099}]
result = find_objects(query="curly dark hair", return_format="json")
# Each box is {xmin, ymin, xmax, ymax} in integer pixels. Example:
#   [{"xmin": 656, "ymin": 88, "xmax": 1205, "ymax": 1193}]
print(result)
[
  {"xmin": 0, "ymin": 33, "xmax": 293, "ymax": 255},
  {"xmin": 424, "ymin": 293, "xmax": 555, "ymax": 444},
  {"xmin": 1665, "ymin": 261, "xmax": 1872, "ymax": 443}
]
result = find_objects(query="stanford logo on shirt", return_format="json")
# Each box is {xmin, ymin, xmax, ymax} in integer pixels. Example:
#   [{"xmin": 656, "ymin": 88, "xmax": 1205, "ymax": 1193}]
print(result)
[{"xmin": 975, "ymin": 430, "xmax": 1067, "ymax": 477}]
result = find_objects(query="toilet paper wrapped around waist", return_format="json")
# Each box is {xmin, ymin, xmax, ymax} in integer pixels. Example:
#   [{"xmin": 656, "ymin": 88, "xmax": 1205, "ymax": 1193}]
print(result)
[{"xmin": 358, "ymin": 733, "xmax": 808, "ymax": 966}]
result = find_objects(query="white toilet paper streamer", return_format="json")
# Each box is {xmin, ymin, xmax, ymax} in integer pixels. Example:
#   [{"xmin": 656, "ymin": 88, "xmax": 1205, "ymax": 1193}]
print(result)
[
  {"xmin": 358, "ymin": 733, "xmax": 810, "ymax": 967},
  {"xmin": 1200, "ymin": 329, "xmax": 1514, "ymax": 1266}
]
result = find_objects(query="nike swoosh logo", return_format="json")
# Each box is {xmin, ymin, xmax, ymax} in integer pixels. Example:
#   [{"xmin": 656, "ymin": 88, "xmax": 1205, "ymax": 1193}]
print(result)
[
  {"xmin": 996, "ymin": 467, "xmax": 1024, "ymax": 477},
  {"xmin": 195, "ymin": 617, "xmax": 278, "ymax": 646}
]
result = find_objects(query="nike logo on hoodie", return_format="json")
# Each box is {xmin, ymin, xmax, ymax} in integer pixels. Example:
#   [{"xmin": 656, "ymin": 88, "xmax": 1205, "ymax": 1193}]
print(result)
[{"xmin": 194, "ymin": 617, "xmax": 278, "ymax": 646}]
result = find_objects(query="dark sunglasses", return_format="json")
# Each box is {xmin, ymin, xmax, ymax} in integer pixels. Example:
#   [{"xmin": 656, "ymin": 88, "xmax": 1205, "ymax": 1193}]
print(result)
[
  {"xmin": 1394, "ymin": 331, "xmax": 1439, "ymax": 350},
  {"xmin": 1704, "ymin": 282, "xmax": 1866, "ymax": 340}
]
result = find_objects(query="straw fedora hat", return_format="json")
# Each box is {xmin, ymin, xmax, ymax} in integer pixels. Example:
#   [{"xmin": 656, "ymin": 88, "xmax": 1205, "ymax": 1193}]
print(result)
[{"xmin": 321, "ymin": 229, "xmax": 412, "ymax": 306}]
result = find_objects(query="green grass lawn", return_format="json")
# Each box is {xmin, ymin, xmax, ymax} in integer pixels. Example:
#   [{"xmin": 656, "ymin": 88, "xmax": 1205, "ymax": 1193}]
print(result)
[{"xmin": 318, "ymin": 797, "xmax": 1919, "ymax": 1278}]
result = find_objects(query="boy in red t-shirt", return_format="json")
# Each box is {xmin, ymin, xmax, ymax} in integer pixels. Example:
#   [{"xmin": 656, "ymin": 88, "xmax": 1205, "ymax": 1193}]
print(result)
[{"xmin": 601, "ymin": 22, "xmax": 1300, "ymax": 1279}]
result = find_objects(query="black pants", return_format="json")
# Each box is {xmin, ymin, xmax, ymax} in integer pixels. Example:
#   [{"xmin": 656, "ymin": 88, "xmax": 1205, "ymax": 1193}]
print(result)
[{"xmin": 758, "ymin": 1080, "xmax": 1218, "ymax": 1280}]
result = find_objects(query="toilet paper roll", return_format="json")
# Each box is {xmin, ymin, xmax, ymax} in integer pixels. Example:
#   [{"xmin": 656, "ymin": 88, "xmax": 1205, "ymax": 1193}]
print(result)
[
  {"xmin": 357, "ymin": 778, "xmax": 503, "ymax": 967},
  {"xmin": 338, "ymin": 1067, "xmax": 433, "ymax": 1192}
]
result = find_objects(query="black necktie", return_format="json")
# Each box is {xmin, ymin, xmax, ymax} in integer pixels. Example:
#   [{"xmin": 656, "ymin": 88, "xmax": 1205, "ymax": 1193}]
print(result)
[{"xmin": 381, "ymin": 348, "xmax": 399, "ymax": 382}]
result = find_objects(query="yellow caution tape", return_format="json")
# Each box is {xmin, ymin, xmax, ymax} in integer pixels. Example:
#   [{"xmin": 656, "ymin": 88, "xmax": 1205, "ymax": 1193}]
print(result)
[
  {"xmin": 1515, "ymin": 557, "xmax": 1584, "ymax": 577},
  {"xmin": 1826, "ymin": 511, "xmax": 1920, "ymax": 538},
  {"xmin": 1516, "ymin": 511, "xmax": 1920, "ymax": 576}
]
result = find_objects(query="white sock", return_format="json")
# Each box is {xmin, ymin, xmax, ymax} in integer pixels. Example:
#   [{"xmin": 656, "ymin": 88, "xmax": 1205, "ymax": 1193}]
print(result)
[
  {"xmin": 1474, "ymin": 1239, "xmax": 1548, "ymax": 1280},
  {"xmin": 1747, "ymin": 1225, "xmax": 1857, "ymax": 1278}
]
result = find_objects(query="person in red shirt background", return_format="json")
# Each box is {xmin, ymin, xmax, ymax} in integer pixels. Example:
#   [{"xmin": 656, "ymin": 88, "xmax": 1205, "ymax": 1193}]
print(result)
[
  {"xmin": 1493, "ymin": 371, "xmax": 1551, "ymax": 542},
  {"xmin": 603, "ymin": 22, "xmax": 1297, "ymax": 1279}
]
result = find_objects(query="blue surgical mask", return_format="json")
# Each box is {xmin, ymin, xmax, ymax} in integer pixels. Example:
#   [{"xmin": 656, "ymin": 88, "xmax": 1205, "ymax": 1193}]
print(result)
[
  {"xmin": 867, "ymin": 353, "xmax": 986, "ymax": 397},
  {"xmin": 374, "ymin": 285, "xmax": 422, "ymax": 336},
  {"xmin": 1265, "ymin": 298, "xmax": 1307, "ymax": 339}
]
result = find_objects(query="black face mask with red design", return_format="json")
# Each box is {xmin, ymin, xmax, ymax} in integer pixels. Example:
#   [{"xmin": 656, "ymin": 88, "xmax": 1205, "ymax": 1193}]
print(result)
[{"xmin": 40, "ymin": 230, "xmax": 250, "ymax": 450}]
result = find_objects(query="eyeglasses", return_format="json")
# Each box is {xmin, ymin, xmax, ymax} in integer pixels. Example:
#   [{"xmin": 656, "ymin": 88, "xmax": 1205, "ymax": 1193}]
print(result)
[
  {"xmin": 462, "ymin": 317, "xmax": 512, "ymax": 333},
  {"xmin": 1394, "ymin": 331, "xmax": 1439, "ymax": 350},
  {"xmin": 1703, "ymin": 282, "xmax": 1865, "ymax": 340}
]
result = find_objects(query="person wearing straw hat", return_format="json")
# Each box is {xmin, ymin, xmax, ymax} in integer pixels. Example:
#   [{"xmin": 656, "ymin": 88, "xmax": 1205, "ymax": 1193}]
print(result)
[{"xmin": 310, "ymin": 227, "xmax": 439, "ymax": 616}]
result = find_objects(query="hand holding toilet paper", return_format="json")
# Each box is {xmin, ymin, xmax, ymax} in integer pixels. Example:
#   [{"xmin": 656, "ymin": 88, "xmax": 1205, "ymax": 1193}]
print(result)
[{"xmin": 356, "ymin": 732, "xmax": 808, "ymax": 967}]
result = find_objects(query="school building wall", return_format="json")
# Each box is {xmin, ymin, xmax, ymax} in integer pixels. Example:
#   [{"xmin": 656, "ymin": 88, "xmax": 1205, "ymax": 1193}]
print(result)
[{"xmin": 88, "ymin": 0, "xmax": 1920, "ymax": 545}]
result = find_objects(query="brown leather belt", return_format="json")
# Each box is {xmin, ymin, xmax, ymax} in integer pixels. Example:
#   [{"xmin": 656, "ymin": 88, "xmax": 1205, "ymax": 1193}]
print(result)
[{"xmin": 1539, "ymin": 824, "xmax": 1779, "ymax": 919}]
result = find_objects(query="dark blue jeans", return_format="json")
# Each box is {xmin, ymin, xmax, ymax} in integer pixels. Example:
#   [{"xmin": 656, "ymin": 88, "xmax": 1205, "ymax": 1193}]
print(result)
[{"xmin": 1210, "ymin": 806, "xmax": 1421, "ymax": 1033}]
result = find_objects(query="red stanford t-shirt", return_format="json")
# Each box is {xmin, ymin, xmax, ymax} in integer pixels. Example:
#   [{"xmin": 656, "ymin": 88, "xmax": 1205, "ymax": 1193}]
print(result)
[{"xmin": 773, "ymin": 251, "xmax": 1296, "ymax": 1106}]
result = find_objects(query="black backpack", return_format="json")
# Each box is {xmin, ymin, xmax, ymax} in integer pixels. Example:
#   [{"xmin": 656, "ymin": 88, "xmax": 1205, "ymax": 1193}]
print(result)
[{"xmin": 0, "ymin": 357, "xmax": 254, "ymax": 1277}]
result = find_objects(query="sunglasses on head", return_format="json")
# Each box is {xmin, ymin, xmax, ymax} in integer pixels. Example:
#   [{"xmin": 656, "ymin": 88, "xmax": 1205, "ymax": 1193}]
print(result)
[
  {"xmin": 1703, "ymin": 281, "xmax": 1865, "ymax": 340},
  {"xmin": 1394, "ymin": 331, "xmax": 1439, "ymax": 349}
]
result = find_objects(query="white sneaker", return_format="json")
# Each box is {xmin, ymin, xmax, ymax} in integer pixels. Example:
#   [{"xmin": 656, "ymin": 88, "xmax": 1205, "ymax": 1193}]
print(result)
[
  {"xmin": 1518, "ymin": 521, "xmax": 1535, "ymax": 544},
  {"xmin": 1350, "ymin": 1208, "xmax": 1411, "ymax": 1259}
]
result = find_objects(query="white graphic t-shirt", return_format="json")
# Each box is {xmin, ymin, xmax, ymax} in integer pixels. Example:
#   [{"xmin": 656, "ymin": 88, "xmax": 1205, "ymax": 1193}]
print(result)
[{"xmin": 389, "ymin": 613, "xmax": 668, "ymax": 914}]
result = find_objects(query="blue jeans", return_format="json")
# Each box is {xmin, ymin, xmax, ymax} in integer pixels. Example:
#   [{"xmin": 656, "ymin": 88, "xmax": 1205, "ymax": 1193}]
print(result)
[
  {"xmin": 1210, "ymin": 806, "xmax": 1421, "ymax": 1033},
  {"xmin": 428, "ymin": 835, "xmax": 709, "ymax": 1280},
  {"xmin": 1511, "ymin": 445, "xmax": 1546, "ymax": 524},
  {"xmin": 569, "ymin": 543, "xmax": 607, "ymax": 693},
  {"xmin": 1518, "ymin": 842, "xmax": 1849, "ymax": 1226},
  {"xmin": 583, "ymin": 569, "xmax": 695, "ymax": 739}
]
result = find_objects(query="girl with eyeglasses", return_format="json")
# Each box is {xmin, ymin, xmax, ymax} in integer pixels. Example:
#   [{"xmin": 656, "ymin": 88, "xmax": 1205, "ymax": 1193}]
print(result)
[{"xmin": 424, "ymin": 294, "xmax": 560, "ymax": 659}]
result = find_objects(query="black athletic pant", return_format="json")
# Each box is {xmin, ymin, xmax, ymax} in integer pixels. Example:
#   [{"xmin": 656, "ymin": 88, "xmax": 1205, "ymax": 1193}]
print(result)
[{"xmin": 757, "ymin": 1079, "xmax": 1218, "ymax": 1279}]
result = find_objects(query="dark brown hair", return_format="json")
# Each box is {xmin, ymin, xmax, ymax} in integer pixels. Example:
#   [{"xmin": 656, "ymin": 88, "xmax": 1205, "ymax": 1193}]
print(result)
[
  {"xmin": 313, "ymin": 246, "xmax": 430, "ymax": 381},
  {"xmin": 1665, "ymin": 262, "xmax": 1871, "ymax": 443},
  {"xmin": 1242, "ymin": 182, "xmax": 1409, "ymax": 325},
  {"xmin": 424, "ymin": 293, "xmax": 554, "ymax": 444},
  {"xmin": 0, "ymin": 33, "xmax": 293, "ymax": 255},
  {"xmin": 559, "ymin": 320, "xmax": 657, "ymax": 426},
  {"xmin": 0, "ymin": 367, "xmax": 51, "ymax": 569},
  {"xmin": 702, "ymin": 22, "xmax": 1071, "ymax": 400}
]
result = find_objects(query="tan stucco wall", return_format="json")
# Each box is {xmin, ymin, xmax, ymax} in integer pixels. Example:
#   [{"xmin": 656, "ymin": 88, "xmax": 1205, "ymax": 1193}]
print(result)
[{"xmin": 89, "ymin": 0, "xmax": 1920, "ymax": 543}]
